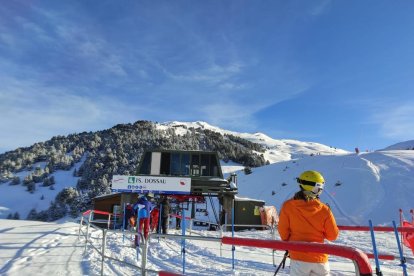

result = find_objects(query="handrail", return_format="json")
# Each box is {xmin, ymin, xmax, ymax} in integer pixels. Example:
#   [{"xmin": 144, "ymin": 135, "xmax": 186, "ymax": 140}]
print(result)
[
  {"xmin": 338, "ymin": 225, "xmax": 414, "ymax": 233},
  {"xmin": 223, "ymin": 223, "xmax": 273, "ymax": 230},
  {"xmin": 80, "ymin": 210, "xmax": 390, "ymax": 276},
  {"xmin": 222, "ymin": 237, "xmax": 373, "ymax": 276}
]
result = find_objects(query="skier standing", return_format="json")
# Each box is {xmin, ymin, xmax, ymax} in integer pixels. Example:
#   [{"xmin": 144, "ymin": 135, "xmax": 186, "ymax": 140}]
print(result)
[
  {"xmin": 278, "ymin": 170, "xmax": 339, "ymax": 276},
  {"xmin": 160, "ymin": 196, "xmax": 170, "ymax": 234},
  {"xmin": 133, "ymin": 194, "xmax": 152, "ymax": 240}
]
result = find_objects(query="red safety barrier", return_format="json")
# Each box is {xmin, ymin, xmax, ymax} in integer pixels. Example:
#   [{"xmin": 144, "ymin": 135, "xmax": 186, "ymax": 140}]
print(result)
[
  {"xmin": 222, "ymin": 237, "xmax": 373, "ymax": 276},
  {"xmin": 366, "ymin": 253, "xmax": 394, "ymax": 260},
  {"xmin": 82, "ymin": 210, "xmax": 91, "ymax": 216},
  {"xmin": 158, "ymin": 271, "xmax": 183, "ymax": 276},
  {"xmin": 92, "ymin": 210, "xmax": 112, "ymax": 216},
  {"xmin": 338, "ymin": 225, "xmax": 414, "ymax": 233},
  {"xmin": 82, "ymin": 209, "xmax": 116, "ymax": 216},
  {"xmin": 170, "ymin": 214, "xmax": 192, "ymax": 220}
]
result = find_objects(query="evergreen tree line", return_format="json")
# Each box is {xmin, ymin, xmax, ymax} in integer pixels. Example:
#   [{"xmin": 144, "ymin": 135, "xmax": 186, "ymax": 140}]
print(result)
[{"xmin": 0, "ymin": 120, "xmax": 267, "ymax": 221}]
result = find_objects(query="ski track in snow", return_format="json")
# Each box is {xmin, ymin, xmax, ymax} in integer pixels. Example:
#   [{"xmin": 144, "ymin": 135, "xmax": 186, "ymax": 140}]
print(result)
[
  {"xmin": 0, "ymin": 221, "xmax": 86, "ymax": 276},
  {"xmin": 359, "ymin": 157, "xmax": 381, "ymax": 182},
  {"xmin": 323, "ymin": 187, "xmax": 359, "ymax": 226},
  {"xmin": 1, "ymin": 220, "xmax": 413, "ymax": 275}
]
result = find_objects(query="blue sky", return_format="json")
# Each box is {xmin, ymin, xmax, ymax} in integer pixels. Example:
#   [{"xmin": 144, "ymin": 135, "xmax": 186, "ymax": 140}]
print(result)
[{"xmin": 1, "ymin": 0, "xmax": 414, "ymax": 153}]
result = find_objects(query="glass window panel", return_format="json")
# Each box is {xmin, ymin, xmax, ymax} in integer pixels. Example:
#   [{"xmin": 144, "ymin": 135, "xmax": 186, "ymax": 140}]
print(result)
[
  {"xmin": 139, "ymin": 152, "xmax": 151, "ymax": 174},
  {"xmin": 171, "ymin": 153, "xmax": 181, "ymax": 175},
  {"xmin": 160, "ymin": 152, "xmax": 171, "ymax": 175},
  {"xmin": 201, "ymin": 154, "xmax": 210, "ymax": 176},
  {"xmin": 191, "ymin": 153, "xmax": 200, "ymax": 176},
  {"xmin": 181, "ymin": 153, "xmax": 190, "ymax": 175},
  {"xmin": 210, "ymin": 154, "xmax": 219, "ymax": 176}
]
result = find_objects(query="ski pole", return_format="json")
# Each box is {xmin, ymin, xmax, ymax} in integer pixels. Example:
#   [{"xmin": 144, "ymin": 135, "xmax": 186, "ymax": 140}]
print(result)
[
  {"xmin": 231, "ymin": 199, "xmax": 235, "ymax": 270},
  {"xmin": 411, "ymin": 209, "xmax": 414, "ymax": 223},
  {"xmin": 368, "ymin": 220, "xmax": 382, "ymax": 276},
  {"xmin": 122, "ymin": 203, "xmax": 126, "ymax": 243},
  {"xmin": 399, "ymin": 209, "xmax": 404, "ymax": 256},
  {"xmin": 392, "ymin": 220, "xmax": 408, "ymax": 276},
  {"xmin": 273, "ymin": 251, "xmax": 288, "ymax": 275},
  {"xmin": 181, "ymin": 207, "xmax": 186, "ymax": 275},
  {"xmin": 136, "ymin": 210, "xmax": 140, "ymax": 261},
  {"xmin": 158, "ymin": 204, "xmax": 162, "ymax": 243}
]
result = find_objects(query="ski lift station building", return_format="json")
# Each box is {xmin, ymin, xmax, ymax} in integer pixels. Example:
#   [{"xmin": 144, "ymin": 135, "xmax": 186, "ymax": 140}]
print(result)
[{"xmin": 94, "ymin": 150, "xmax": 269, "ymax": 229}]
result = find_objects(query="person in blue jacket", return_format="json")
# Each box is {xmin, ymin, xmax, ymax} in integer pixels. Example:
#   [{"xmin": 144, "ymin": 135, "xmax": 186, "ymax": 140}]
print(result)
[{"xmin": 133, "ymin": 194, "xmax": 152, "ymax": 240}]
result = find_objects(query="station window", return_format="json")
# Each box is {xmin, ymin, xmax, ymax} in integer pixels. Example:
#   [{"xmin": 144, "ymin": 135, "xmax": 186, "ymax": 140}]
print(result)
[
  {"xmin": 191, "ymin": 153, "xmax": 200, "ymax": 176},
  {"xmin": 210, "ymin": 154, "xmax": 219, "ymax": 176},
  {"xmin": 171, "ymin": 153, "xmax": 181, "ymax": 175},
  {"xmin": 160, "ymin": 152, "xmax": 171, "ymax": 175},
  {"xmin": 139, "ymin": 152, "xmax": 151, "ymax": 174},
  {"xmin": 181, "ymin": 153, "xmax": 190, "ymax": 175},
  {"xmin": 200, "ymin": 154, "xmax": 210, "ymax": 176}
]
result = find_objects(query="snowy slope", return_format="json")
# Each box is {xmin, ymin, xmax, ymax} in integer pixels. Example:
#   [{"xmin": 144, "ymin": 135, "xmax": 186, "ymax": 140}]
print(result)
[
  {"xmin": 0, "ymin": 219, "xmax": 86, "ymax": 275},
  {"xmin": 0, "ymin": 156, "xmax": 84, "ymax": 220},
  {"xmin": 382, "ymin": 140, "xmax": 414, "ymax": 151},
  {"xmin": 234, "ymin": 150, "xmax": 414, "ymax": 226}
]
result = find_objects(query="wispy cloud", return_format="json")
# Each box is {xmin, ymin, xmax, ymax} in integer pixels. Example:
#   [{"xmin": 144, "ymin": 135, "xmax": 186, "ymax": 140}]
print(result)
[
  {"xmin": 0, "ymin": 76, "xmax": 144, "ymax": 151},
  {"xmin": 309, "ymin": 0, "xmax": 332, "ymax": 16},
  {"xmin": 0, "ymin": 1, "xmax": 323, "ymax": 152},
  {"xmin": 372, "ymin": 102, "xmax": 414, "ymax": 140}
]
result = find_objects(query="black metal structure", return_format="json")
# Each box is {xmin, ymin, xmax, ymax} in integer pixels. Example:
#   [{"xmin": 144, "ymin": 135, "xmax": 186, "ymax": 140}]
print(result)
[{"xmin": 136, "ymin": 150, "xmax": 237, "ymax": 196}]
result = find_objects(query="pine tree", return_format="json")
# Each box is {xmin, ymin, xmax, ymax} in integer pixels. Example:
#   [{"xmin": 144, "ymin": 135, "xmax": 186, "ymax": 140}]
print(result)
[
  {"xmin": 11, "ymin": 176, "xmax": 20, "ymax": 185},
  {"xmin": 13, "ymin": 212, "xmax": 20, "ymax": 220},
  {"xmin": 27, "ymin": 208, "xmax": 38, "ymax": 220}
]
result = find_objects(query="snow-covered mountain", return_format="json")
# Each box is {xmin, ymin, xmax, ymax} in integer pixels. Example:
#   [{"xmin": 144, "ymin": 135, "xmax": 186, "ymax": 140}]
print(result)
[
  {"xmin": 0, "ymin": 121, "xmax": 413, "ymax": 227},
  {"xmin": 159, "ymin": 121, "xmax": 350, "ymax": 163},
  {"xmin": 382, "ymin": 140, "xmax": 414, "ymax": 151}
]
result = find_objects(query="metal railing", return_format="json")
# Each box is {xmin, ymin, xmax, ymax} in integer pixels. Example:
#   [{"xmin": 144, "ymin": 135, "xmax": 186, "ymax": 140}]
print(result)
[
  {"xmin": 78, "ymin": 210, "xmax": 160, "ymax": 275},
  {"xmin": 78, "ymin": 210, "xmax": 389, "ymax": 276}
]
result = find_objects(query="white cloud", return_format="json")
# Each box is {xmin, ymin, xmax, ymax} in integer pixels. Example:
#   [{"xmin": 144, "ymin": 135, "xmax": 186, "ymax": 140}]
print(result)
[
  {"xmin": 0, "ymin": 77, "xmax": 144, "ymax": 152},
  {"xmin": 374, "ymin": 103, "xmax": 414, "ymax": 140}
]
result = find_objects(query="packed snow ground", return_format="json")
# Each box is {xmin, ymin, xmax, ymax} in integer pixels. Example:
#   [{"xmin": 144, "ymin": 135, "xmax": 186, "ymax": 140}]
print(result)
[{"xmin": 0, "ymin": 218, "xmax": 412, "ymax": 275}]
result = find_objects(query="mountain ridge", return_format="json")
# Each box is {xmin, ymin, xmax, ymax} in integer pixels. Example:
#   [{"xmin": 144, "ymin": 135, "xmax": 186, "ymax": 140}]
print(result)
[{"xmin": 0, "ymin": 120, "xmax": 412, "ymax": 225}]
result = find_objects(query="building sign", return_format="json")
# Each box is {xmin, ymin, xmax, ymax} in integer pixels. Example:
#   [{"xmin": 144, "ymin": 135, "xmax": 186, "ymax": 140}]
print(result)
[{"xmin": 111, "ymin": 175, "xmax": 191, "ymax": 194}]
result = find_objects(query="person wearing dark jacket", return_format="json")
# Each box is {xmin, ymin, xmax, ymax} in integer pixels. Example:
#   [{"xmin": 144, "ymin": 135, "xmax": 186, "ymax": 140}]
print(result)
[
  {"xmin": 159, "ymin": 196, "xmax": 170, "ymax": 234},
  {"xmin": 124, "ymin": 203, "xmax": 134, "ymax": 230}
]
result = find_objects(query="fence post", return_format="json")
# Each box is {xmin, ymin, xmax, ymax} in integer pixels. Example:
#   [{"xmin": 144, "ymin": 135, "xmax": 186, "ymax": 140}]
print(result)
[
  {"xmin": 219, "ymin": 226, "xmax": 223, "ymax": 257},
  {"xmin": 101, "ymin": 229, "xmax": 107, "ymax": 276},
  {"xmin": 141, "ymin": 235, "xmax": 148, "ymax": 276},
  {"xmin": 231, "ymin": 199, "xmax": 235, "ymax": 270},
  {"xmin": 78, "ymin": 216, "xmax": 84, "ymax": 240},
  {"xmin": 84, "ymin": 211, "xmax": 93, "ymax": 252},
  {"xmin": 107, "ymin": 214, "xmax": 111, "ymax": 229}
]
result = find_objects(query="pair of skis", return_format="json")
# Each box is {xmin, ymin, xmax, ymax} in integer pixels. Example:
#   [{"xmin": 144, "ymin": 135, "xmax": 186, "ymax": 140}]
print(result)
[{"xmin": 368, "ymin": 219, "xmax": 407, "ymax": 276}]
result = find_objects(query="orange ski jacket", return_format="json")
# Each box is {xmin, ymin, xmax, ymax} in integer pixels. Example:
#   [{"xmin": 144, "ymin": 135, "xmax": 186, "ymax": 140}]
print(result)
[{"xmin": 278, "ymin": 198, "xmax": 339, "ymax": 263}]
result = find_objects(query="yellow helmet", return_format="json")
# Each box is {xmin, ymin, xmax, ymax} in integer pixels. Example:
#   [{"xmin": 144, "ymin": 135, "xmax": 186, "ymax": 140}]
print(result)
[{"xmin": 297, "ymin": 170, "xmax": 325, "ymax": 197}]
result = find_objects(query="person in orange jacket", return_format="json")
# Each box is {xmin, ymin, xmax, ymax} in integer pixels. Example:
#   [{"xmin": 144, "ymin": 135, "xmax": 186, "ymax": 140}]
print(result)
[{"xmin": 278, "ymin": 170, "xmax": 339, "ymax": 276}]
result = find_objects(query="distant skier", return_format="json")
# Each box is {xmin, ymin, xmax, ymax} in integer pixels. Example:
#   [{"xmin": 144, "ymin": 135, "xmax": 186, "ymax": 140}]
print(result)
[
  {"xmin": 124, "ymin": 203, "xmax": 134, "ymax": 230},
  {"xmin": 133, "ymin": 194, "xmax": 152, "ymax": 241},
  {"xmin": 150, "ymin": 206, "xmax": 159, "ymax": 232},
  {"xmin": 278, "ymin": 170, "xmax": 339, "ymax": 276},
  {"xmin": 159, "ymin": 196, "xmax": 170, "ymax": 234}
]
